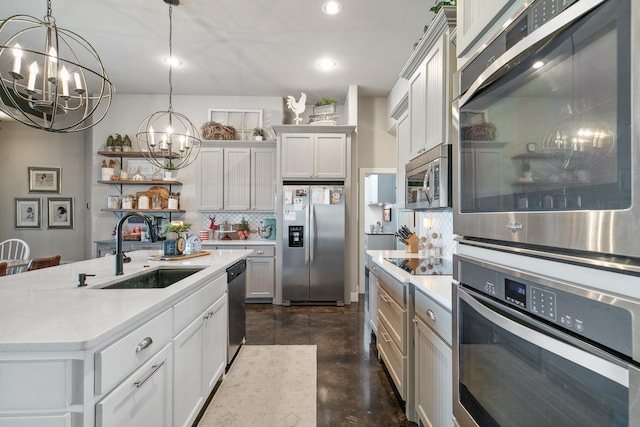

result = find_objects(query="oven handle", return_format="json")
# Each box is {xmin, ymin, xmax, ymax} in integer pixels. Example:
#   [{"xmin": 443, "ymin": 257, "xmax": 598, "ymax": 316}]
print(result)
[
  {"xmin": 458, "ymin": 287, "xmax": 629, "ymax": 387},
  {"xmin": 458, "ymin": 0, "xmax": 606, "ymax": 108}
]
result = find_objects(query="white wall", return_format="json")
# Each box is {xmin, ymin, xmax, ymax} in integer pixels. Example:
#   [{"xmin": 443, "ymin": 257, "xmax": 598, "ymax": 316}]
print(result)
[{"xmin": 0, "ymin": 122, "xmax": 87, "ymax": 262}]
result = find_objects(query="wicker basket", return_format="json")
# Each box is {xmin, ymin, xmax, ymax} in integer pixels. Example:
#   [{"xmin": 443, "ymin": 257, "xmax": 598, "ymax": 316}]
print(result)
[
  {"xmin": 461, "ymin": 122, "xmax": 497, "ymax": 141},
  {"xmin": 201, "ymin": 121, "xmax": 236, "ymax": 140}
]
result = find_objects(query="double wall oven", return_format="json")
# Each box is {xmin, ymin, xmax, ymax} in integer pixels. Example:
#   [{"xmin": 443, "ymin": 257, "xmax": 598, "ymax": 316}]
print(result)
[
  {"xmin": 454, "ymin": 0, "xmax": 638, "ymax": 262},
  {"xmin": 452, "ymin": 0, "xmax": 640, "ymax": 426}
]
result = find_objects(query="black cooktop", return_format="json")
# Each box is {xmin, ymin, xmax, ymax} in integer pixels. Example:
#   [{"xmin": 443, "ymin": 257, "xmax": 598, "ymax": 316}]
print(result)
[{"xmin": 384, "ymin": 257, "xmax": 452, "ymax": 275}]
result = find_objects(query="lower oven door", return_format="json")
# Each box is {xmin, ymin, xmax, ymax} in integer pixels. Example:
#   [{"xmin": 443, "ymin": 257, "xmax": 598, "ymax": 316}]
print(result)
[{"xmin": 453, "ymin": 286, "xmax": 640, "ymax": 427}]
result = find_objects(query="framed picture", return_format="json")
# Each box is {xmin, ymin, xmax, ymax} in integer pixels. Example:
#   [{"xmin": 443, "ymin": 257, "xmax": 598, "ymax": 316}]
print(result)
[
  {"xmin": 28, "ymin": 167, "xmax": 61, "ymax": 193},
  {"xmin": 47, "ymin": 197, "xmax": 74, "ymax": 229},
  {"xmin": 383, "ymin": 208, "xmax": 392, "ymax": 222},
  {"xmin": 15, "ymin": 198, "xmax": 41, "ymax": 229}
]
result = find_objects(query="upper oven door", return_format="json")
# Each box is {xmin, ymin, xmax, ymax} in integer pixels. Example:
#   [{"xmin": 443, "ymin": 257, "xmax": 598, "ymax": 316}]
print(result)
[{"xmin": 454, "ymin": 0, "xmax": 639, "ymax": 258}]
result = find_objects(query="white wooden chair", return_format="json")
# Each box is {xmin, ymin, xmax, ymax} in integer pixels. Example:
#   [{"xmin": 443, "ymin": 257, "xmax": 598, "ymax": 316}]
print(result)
[{"xmin": 0, "ymin": 239, "xmax": 31, "ymax": 274}]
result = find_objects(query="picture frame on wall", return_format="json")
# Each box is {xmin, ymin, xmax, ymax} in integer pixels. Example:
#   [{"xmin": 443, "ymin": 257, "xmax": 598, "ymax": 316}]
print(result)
[
  {"xmin": 47, "ymin": 197, "xmax": 73, "ymax": 229},
  {"xmin": 28, "ymin": 167, "xmax": 61, "ymax": 193},
  {"xmin": 383, "ymin": 208, "xmax": 392, "ymax": 222},
  {"xmin": 15, "ymin": 198, "xmax": 41, "ymax": 229}
]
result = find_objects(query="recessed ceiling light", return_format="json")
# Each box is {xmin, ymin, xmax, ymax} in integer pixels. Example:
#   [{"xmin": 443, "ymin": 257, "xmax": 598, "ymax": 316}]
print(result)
[
  {"xmin": 164, "ymin": 56, "xmax": 183, "ymax": 66},
  {"xmin": 322, "ymin": 1, "xmax": 342, "ymax": 15},
  {"xmin": 318, "ymin": 58, "xmax": 336, "ymax": 70}
]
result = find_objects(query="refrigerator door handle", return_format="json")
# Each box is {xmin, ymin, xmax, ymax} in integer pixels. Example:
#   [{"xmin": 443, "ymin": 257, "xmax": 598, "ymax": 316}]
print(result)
[
  {"xmin": 310, "ymin": 204, "xmax": 315, "ymax": 264},
  {"xmin": 305, "ymin": 204, "xmax": 310, "ymax": 265}
]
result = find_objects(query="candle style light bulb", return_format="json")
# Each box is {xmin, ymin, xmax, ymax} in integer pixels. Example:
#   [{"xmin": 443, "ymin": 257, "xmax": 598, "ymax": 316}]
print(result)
[
  {"xmin": 47, "ymin": 47, "xmax": 58, "ymax": 82},
  {"xmin": 27, "ymin": 61, "xmax": 39, "ymax": 92},
  {"xmin": 149, "ymin": 126, "xmax": 156, "ymax": 147},
  {"xmin": 161, "ymin": 133, "xmax": 168, "ymax": 150},
  {"xmin": 185, "ymin": 130, "xmax": 191, "ymax": 149},
  {"xmin": 73, "ymin": 72, "xmax": 85, "ymax": 94},
  {"xmin": 179, "ymin": 135, "xmax": 185, "ymax": 152},
  {"xmin": 11, "ymin": 43, "xmax": 23, "ymax": 79},
  {"xmin": 60, "ymin": 66, "xmax": 70, "ymax": 98}
]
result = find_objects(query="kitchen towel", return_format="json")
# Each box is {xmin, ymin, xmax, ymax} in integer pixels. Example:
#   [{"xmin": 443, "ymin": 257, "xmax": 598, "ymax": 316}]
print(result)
[{"xmin": 197, "ymin": 345, "xmax": 317, "ymax": 427}]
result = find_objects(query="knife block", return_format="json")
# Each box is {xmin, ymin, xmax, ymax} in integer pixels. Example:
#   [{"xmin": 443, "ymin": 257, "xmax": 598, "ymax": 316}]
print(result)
[{"xmin": 404, "ymin": 234, "xmax": 419, "ymax": 253}]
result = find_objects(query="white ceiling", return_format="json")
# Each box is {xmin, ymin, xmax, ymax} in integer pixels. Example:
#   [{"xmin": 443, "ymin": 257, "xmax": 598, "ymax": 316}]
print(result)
[{"xmin": 3, "ymin": 0, "xmax": 434, "ymax": 104}]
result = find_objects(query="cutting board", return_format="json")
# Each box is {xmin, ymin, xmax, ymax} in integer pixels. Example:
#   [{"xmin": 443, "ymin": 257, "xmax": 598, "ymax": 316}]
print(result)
[{"xmin": 149, "ymin": 250, "xmax": 211, "ymax": 261}]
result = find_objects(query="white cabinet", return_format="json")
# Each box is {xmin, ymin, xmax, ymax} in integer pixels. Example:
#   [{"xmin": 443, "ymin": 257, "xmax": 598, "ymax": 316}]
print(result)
[
  {"xmin": 281, "ymin": 133, "xmax": 346, "ymax": 179},
  {"xmin": 400, "ymin": 8, "xmax": 456, "ymax": 160},
  {"xmin": 413, "ymin": 287, "xmax": 453, "ymax": 427},
  {"xmin": 376, "ymin": 266, "xmax": 408, "ymax": 400},
  {"xmin": 274, "ymin": 126, "xmax": 355, "ymax": 180},
  {"xmin": 173, "ymin": 293, "xmax": 226, "ymax": 427},
  {"xmin": 365, "ymin": 174, "xmax": 396, "ymax": 205},
  {"xmin": 197, "ymin": 143, "xmax": 276, "ymax": 212},
  {"xmin": 457, "ymin": 0, "xmax": 515, "ymax": 58},
  {"xmin": 96, "ymin": 343, "xmax": 173, "ymax": 427},
  {"xmin": 395, "ymin": 112, "xmax": 410, "ymax": 207},
  {"xmin": 247, "ymin": 256, "xmax": 275, "ymax": 299},
  {"xmin": 460, "ymin": 143, "xmax": 505, "ymax": 211},
  {"xmin": 368, "ymin": 262, "xmax": 379, "ymax": 336}
]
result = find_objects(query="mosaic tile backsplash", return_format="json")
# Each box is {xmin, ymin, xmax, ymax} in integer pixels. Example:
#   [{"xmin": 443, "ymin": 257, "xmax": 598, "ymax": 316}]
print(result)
[
  {"xmin": 199, "ymin": 212, "xmax": 276, "ymax": 240},
  {"xmin": 415, "ymin": 211, "xmax": 456, "ymax": 259}
]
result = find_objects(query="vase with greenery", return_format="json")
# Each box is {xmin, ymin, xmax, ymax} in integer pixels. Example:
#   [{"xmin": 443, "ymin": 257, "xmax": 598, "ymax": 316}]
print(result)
[
  {"xmin": 163, "ymin": 160, "xmax": 176, "ymax": 180},
  {"xmin": 521, "ymin": 160, "xmax": 532, "ymax": 181},
  {"xmin": 252, "ymin": 127, "xmax": 266, "ymax": 141},
  {"xmin": 162, "ymin": 222, "xmax": 191, "ymax": 239},
  {"xmin": 415, "ymin": 0, "xmax": 456, "ymax": 48},
  {"xmin": 313, "ymin": 97, "xmax": 337, "ymax": 115}
]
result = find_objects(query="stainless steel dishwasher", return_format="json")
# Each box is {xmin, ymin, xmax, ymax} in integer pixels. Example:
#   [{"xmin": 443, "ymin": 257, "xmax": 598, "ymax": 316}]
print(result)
[{"xmin": 226, "ymin": 259, "xmax": 246, "ymax": 370}]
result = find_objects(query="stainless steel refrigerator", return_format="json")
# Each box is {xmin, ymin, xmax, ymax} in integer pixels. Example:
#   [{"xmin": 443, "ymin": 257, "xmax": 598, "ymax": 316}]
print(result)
[{"xmin": 282, "ymin": 184, "xmax": 345, "ymax": 306}]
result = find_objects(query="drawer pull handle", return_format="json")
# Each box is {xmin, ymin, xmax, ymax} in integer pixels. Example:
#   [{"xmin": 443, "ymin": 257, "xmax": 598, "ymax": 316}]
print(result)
[
  {"xmin": 134, "ymin": 361, "xmax": 165, "ymax": 388},
  {"xmin": 426, "ymin": 309, "xmax": 436, "ymax": 321},
  {"xmin": 135, "ymin": 337, "xmax": 153, "ymax": 353},
  {"xmin": 380, "ymin": 295, "xmax": 392, "ymax": 303},
  {"xmin": 381, "ymin": 331, "xmax": 392, "ymax": 343},
  {"xmin": 256, "ymin": 250, "xmax": 264, "ymax": 254}
]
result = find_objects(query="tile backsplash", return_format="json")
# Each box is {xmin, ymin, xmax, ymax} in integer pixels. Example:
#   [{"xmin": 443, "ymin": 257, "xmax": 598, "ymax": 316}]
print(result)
[
  {"xmin": 416, "ymin": 211, "xmax": 455, "ymax": 260},
  {"xmin": 199, "ymin": 212, "xmax": 276, "ymax": 240}
]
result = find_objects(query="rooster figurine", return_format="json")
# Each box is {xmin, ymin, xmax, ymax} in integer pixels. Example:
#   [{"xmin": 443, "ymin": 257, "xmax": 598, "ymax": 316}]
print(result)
[{"xmin": 286, "ymin": 92, "xmax": 307, "ymax": 124}]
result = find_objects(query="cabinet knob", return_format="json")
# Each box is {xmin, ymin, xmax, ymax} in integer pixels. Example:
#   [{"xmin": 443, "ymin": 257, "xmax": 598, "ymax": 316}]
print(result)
[
  {"xmin": 135, "ymin": 336, "xmax": 153, "ymax": 353},
  {"xmin": 256, "ymin": 250, "xmax": 264, "ymax": 254},
  {"xmin": 426, "ymin": 309, "xmax": 436, "ymax": 321}
]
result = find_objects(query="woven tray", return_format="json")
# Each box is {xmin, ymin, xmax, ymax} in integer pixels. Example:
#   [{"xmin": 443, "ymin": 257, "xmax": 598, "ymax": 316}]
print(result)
[{"xmin": 149, "ymin": 250, "xmax": 212, "ymax": 261}]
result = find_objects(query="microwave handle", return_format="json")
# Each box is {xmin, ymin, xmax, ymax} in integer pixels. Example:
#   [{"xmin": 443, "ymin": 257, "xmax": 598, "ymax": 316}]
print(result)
[
  {"xmin": 458, "ymin": 287, "xmax": 629, "ymax": 387},
  {"xmin": 458, "ymin": 0, "xmax": 605, "ymax": 108},
  {"xmin": 423, "ymin": 163, "xmax": 433, "ymax": 206}
]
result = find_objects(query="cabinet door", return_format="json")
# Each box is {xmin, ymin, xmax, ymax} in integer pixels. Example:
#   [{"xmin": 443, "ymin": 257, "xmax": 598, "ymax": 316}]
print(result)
[
  {"xmin": 196, "ymin": 148, "xmax": 224, "ymax": 210},
  {"xmin": 424, "ymin": 39, "xmax": 445, "ymax": 151},
  {"xmin": 281, "ymin": 134, "xmax": 314, "ymax": 178},
  {"xmin": 203, "ymin": 294, "xmax": 227, "ymax": 392},
  {"xmin": 224, "ymin": 147, "xmax": 251, "ymax": 211},
  {"xmin": 409, "ymin": 65, "xmax": 426, "ymax": 159},
  {"xmin": 461, "ymin": 148, "xmax": 502, "ymax": 211},
  {"xmin": 414, "ymin": 317, "xmax": 453, "ymax": 427},
  {"xmin": 314, "ymin": 134, "xmax": 346, "ymax": 178},
  {"xmin": 96, "ymin": 343, "xmax": 173, "ymax": 427},
  {"xmin": 396, "ymin": 113, "xmax": 410, "ymax": 206},
  {"xmin": 246, "ymin": 257, "xmax": 275, "ymax": 299},
  {"xmin": 173, "ymin": 314, "xmax": 206, "ymax": 427},
  {"xmin": 251, "ymin": 148, "xmax": 276, "ymax": 211},
  {"xmin": 368, "ymin": 268, "xmax": 378, "ymax": 336},
  {"xmin": 457, "ymin": 0, "xmax": 511, "ymax": 57}
]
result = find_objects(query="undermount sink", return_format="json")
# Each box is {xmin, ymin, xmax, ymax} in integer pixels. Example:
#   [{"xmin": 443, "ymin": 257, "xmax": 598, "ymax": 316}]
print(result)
[{"xmin": 99, "ymin": 268, "xmax": 204, "ymax": 289}]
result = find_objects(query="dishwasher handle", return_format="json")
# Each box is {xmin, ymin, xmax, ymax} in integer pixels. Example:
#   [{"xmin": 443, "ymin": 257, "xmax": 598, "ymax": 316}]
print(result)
[{"xmin": 227, "ymin": 259, "xmax": 247, "ymax": 283}]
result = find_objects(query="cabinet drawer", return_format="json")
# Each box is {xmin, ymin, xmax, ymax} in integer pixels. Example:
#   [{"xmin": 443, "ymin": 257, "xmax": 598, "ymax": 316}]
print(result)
[
  {"xmin": 174, "ymin": 274, "xmax": 226, "ymax": 334},
  {"xmin": 415, "ymin": 287, "xmax": 452, "ymax": 346},
  {"xmin": 377, "ymin": 285, "xmax": 407, "ymax": 353},
  {"xmin": 377, "ymin": 320, "xmax": 407, "ymax": 400},
  {"xmin": 248, "ymin": 246, "xmax": 275, "ymax": 257},
  {"xmin": 376, "ymin": 265, "xmax": 406, "ymax": 308},
  {"xmin": 0, "ymin": 360, "xmax": 72, "ymax": 411},
  {"xmin": 95, "ymin": 308, "xmax": 172, "ymax": 395},
  {"xmin": 96, "ymin": 343, "xmax": 173, "ymax": 427}
]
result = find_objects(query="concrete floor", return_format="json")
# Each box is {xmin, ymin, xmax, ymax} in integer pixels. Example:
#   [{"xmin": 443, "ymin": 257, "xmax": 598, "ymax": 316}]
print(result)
[{"xmin": 245, "ymin": 296, "xmax": 418, "ymax": 427}]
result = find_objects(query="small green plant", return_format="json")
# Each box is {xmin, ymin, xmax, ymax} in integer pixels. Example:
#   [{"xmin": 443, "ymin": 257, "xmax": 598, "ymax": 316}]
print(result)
[
  {"xmin": 162, "ymin": 223, "xmax": 191, "ymax": 234},
  {"xmin": 106, "ymin": 135, "xmax": 115, "ymax": 150},
  {"xmin": 238, "ymin": 217, "xmax": 250, "ymax": 239},
  {"xmin": 521, "ymin": 160, "xmax": 531, "ymax": 172},
  {"xmin": 252, "ymin": 128, "xmax": 266, "ymax": 137},
  {"xmin": 314, "ymin": 97, "xmax": 336, "ymax": 107},
  {"xmin": 429, "ymin": 0, "xmax": 455, "ymax": 14},
  {"xmin": 164, "ymin": 160, "xmax": 175, "ymax": 170},
  {"xmin": 114, "ymin": 133, "xmax": 123, "ymax": 150},
  {"xmin": 122, "ymin": 134, "xmax": 132, "ymax": 148}
]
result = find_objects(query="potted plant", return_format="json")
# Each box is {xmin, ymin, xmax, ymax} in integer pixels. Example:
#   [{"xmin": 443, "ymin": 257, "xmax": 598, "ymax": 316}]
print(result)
[
  {"xmin": 238, "ymin": 217, "xmax": 250, "ymax": 239},
  {"xmin": 164, "ymin": 160, "xmax": 176, "ymax": 180},
  {"xmin": 313, "ymin": 97, "xmax": 337, "ymax": 115},
  {"xmin": 106, "ymin": 135, "xmax": 115, "ymax": 151},
  {"xmin": 252, "ymin": 128, "xmax": 266, "ymax": 141},
  {"xmin": 122, "ymin": 134, "xmax": 132, "ymax": 152},
  {"xmin": 521, "ymin": 160, "xmax": 532, "ymax": 181},
  {"xmin": 114, "ymin": 133, "xmax": 123, "ymax": 151}
]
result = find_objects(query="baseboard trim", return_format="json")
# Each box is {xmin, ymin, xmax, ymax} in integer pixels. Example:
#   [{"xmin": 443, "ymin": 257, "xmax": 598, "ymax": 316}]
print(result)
[{"xmin": 350, "ymin": 292, "xmax": 359, "ymax": 303}]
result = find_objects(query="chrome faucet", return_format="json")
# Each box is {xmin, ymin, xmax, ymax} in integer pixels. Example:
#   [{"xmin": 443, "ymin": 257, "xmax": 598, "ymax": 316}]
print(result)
[{"xmin": 115, "ymin": 212, "xmax": 158, "ymax": 275}]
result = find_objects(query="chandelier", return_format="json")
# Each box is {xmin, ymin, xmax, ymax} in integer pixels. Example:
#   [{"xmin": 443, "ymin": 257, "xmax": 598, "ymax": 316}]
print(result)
[
  {"xmin": 136, "ymin": 0, "xmax": 201, "ymax": 171},
  {"xmin": 0, "ymin": 0, "xmax": 114, "ymax": 132}
]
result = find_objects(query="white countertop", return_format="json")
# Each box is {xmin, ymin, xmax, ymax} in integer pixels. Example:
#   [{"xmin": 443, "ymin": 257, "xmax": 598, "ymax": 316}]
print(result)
[
  {"xmin": 367, "ymin": 249, "xmax": 453, "ymax": 310},
  {"xmin": 202, "ymin": 239, "xmax": 276, "ymax": 246},
  {"xmin": 0, "ymin": 249, "xmax": 251, "ymax": 352}
]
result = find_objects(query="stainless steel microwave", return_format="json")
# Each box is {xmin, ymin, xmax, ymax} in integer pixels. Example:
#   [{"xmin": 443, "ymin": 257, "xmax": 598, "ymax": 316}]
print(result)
[
  {"xmin": 405, "ymin": 144, "xmax": 451, "ymax": 210},
  {"xmin": 453, "ymin": 0, "xmax": 639, "ymax": 261}
]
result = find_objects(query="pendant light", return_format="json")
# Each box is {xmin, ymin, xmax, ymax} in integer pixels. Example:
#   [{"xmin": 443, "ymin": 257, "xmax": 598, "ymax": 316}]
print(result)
[
  {"xmin": 136, "ymin": 0, "xmax": 201, "ymax": 171},
  {"xmin": 0, "ymin": 0, "xmax": 114, "ymax": 132}
]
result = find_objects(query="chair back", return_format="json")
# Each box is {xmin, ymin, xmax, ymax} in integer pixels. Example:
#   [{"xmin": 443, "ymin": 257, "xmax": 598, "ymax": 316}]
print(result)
[
  {"xmin": 27, "ymin": 255, "xmax": 61, "ymax": 271},
  {"xmin": 0, "ymin": 239, "xmax": 30, "ymax": 274},
  {"xmin": 0, "ymin": 262, "xmax": 7, "ymax": 277}
]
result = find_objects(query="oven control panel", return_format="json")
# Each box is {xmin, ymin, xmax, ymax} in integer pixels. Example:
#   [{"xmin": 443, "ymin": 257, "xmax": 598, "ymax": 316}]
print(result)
[{"xmin": 456, "ymin": 256, "xmax": 635, "ymax": 358}]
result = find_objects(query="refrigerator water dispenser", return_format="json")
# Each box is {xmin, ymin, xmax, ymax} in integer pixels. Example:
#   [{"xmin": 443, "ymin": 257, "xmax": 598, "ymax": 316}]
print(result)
[{"xmin": 288, "ymin": 225, "xmax": 304, "ymax": 247}]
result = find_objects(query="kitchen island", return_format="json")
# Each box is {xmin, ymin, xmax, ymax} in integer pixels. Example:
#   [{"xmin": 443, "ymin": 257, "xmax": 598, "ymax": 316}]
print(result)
[{"xmin": 0, "ymin": 248, "xmax": 251, "ymax": 427}]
